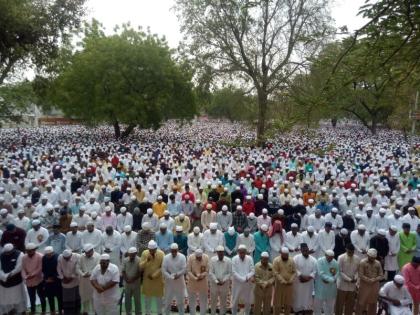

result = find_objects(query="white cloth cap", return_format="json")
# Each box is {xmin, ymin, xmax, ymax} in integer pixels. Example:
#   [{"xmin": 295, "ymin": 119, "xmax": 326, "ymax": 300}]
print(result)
[
  {"xmin": 175, "ymin": 225, "xmax": 183, "ymax": 232},
  {"xmin": 193, "ymin": 226, "xmax": 200, "ymax": 233},
  {"xmin": 238, "ymin": 244, "xmax": 247, "ymax": 251},
  {"xmin": 170, "ymin": 243, "xmax": 178, "ymax": 250},
  {"xmin": 32, "ymin": 219, "xmax": 41, "ymax": 226},
  {"xmin": 325, "ymin": 249, "xmax": 335, "ymax": 257},
  {"xmin": 394, "ymin": 275, "xmax": 404, "ymax": 284},
  {"xmin": 340, "ymin": 228, "xmax": 348, "ymax": 235},
  {"xmin": 148, "ymin": 240, "xmax": 157, "ymax": 249},
  {"xmin": 195, "ymin": 249, "xmax": 203, "ymax": 256},
  {"xmin": 83, "ymin": 243, "xmax": 94, "ymax": 252},
  {"xmin": 3, "ymin": 243, "xmax": 13, "ymax": 252},
  {"xmin": 26, "ymin": 243, "xmax": 37, "ymax": 250},
  {"xmin": 62, "ymin": 249, "xmax": 72, "ymax": 258},
  {"xmin": 216, "ymin": 245, "xmax": 225, "ymax": 252},
  {"xmin": 124, "ymin": 225, "xmax": 132, "ymax": 232},
  {"xmin": 378, "ymin": 229, "xmax": 386, "ymax": 236},
  {"xmin": 127, "ymin": 247, "xmax": 137, "ymax": 254},
  {"xmin": 261, "ymin": 224, "xmax": 268, "ymax": 231},
  {"xmin": 307, "ymin": 226, "xmax": 315, "ymax": 232},
  {"xmin": 44, "ymin": 246, "xmax": 54, "ymax": 254},
  {"xmin": 100, "ymin": 254, "xmax": 110, "ymax": 260},
  {"xmin": 70, "ymin": 222, "xmax": 78, "ymax": 228},
  {"xmin": 367, "ymin": 248, "xmax": 377, "ymax": 258},
  {"xmin": 281, "ymin": 247, "xmax": 289, "ymax": 254},
  {"xmin": 209, "ymin": 222, "xmax": 218, "ymax": 230},
  {"xmin": 261, "ymin": 251, "xmax": 269, "ymax": 258}
]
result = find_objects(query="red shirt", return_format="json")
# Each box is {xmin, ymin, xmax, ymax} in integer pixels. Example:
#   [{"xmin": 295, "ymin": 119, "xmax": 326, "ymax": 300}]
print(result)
[{"xmin": 242, "ymin": 201, "xmax": 255, "ymax": 215}]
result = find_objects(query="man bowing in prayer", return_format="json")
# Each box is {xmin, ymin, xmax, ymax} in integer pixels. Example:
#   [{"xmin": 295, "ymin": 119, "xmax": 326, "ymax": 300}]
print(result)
[
  {"xmin": 231, "ymin": 244, "xmax": 255, "ymax": 315},
  {"xmin": 162, "ymin": 243, "xmax": 187, "ymax": 315},
  {"xmin": 0, "ymin": 243, "xmax": 27, "ymax": 315},
  {"xmin": 379, "ymin": 275, "xmax": 412, "ymax": 315},
  {"xmin": 314, "ymin": 250, "xmax": 339, "ymax": 315},
  {"xmin": 292, "ymin": 243, "xmax": 317, "ymax": 315}
]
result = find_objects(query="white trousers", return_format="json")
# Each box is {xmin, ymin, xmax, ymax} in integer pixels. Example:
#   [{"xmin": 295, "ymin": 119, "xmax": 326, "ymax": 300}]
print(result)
[
  {"xmin": 164, "ymin": 289, "xmax": 185, "ymax": 315},
  {"xmin": 188, "ymin": 290, "xmax": 208, "ymax": 315},
  {"xmin": 314, "ymin": 297, "xmax": 335, "ymax": 315},
  {"xmin": 93, "ymin": 301, "xmax": 119, "ymax": 315}
]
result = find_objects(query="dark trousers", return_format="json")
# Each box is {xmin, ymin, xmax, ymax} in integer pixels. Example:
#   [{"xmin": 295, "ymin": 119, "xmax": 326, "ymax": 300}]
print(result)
[
  {"xmin": 27, "ymin": 283, "xmax": 46, "ymax": 313},
  {"xmin": 387, "ymin": 270, "xmax": 396, "ymax": 281},
  {"xmin": 45, "ymin": 281, "xmax": 63, "ymax": 313}
]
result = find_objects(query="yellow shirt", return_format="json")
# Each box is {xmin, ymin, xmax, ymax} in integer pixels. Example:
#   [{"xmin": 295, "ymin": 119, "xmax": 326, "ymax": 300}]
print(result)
[{"xmin": 153, "ymin": 202, "xmax": 167, "ymax": 218}]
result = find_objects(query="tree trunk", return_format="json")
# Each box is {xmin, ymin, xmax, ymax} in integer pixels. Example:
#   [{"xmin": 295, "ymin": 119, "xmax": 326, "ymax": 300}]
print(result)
[
  {"xmin": 113, "ymin": 121, "xmax": 121, "ymax": 139},
  {"xmin": 370, "ymin": 119, "xmax": 377, "ymax": 135},
  {"xmin": 121, "ymin": 124, "xmax": 136, "ymax": 139},
  {"xmin": 331, "ymin": 117, "xmax": 337, "ymax": 128},
  {"xmin": 256, "ymin": 91, "xmax": 268, "ymax": 146}
]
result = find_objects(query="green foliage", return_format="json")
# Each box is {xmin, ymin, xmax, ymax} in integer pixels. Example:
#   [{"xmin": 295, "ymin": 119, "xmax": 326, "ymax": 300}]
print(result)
[
  {"xmin": 0, "ymin": 81, "xmax": 36, "ymax": 125},
  {"xmin": 0, "ymin": 0, "xmax": 86, "ymax": 84},
  {"xmin": 48, "ymin": 22, "xmax": 196, "ymax": 137},
  {"xmin": 205, "ymin": 87, "xmax": 256, "ymax": 122}
]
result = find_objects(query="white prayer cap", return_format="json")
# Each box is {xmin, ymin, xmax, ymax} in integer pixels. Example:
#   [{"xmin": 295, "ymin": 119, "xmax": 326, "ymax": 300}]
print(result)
[
  {"xmin": 340, "ymin": 228, "xmax": 348, "ymax": 235},
  {"xmin": 395, "ymin": 210, "xmax": 402, "ymax": 216},
  {"xmin": 222, "ymin": 205, "xmax": 228, "ymax": 211},
  {"xmin": 170, "ymin": 243, "xmax": 178, "ymax": 250},
  {"xmin": 258, "ymin": 194, "xmax": 263, "ymax": 200},
  {"xmin": 0, "ymin": 208, "xmax": 8, "ymax": 215},
  {"xmin": 196, "ymin": 199, "xmax": 201, "ymax": 203},
  {"xmin": 83, "ymin": 243, "xmax": 94, "ymax": 252},
  {"xmin": 193, "ymin": 226, "xmax": 200, "ymax": 233},
  {"xmin": 379, "ymin": 208, "xmax": 386, "ymax": 214},
  {"xmin": 308, "ymin": 199, "xmax": 314, "ymax": 203},
  {"xmin": 238, "ymin": 244, "xmax": 247, "ymax": 251},
  {"xmin": 32, "ymin": 212, "xmax": 40, "ymax": 218},
  {"xmin": 206, "ymin": 204, "xmax": 212, "ymax": 210},
  {"xmin": 163, "ymin": 210, "xmax": 169, "ymax": 216},
  {"xmin": 195, "ymin": 249, "xmax": 203, "ymax": 256},
  {"xmin": 104, "ymin": 206, "xmax": 112, "ymax": 212},
  {"xmin": 44, "ymin": 246, "xmax": 54, "ymax": 254},
  {"xmin": 179, "ymin": 212, "xmax": 185, "ymax": 219},
  {"xmin": 209, "ymin": 222, "xmax": 218, "ymax": 230},
  {"xmin": 261, "ymin": 224, "xmax": 269, "ymax": 231},
  {"xmin": 120, "ymin": 207, "xmax": 127, "ymax": 213},
  {"xmin": 62, "ymin": 249, "xmax": 72, "ymax": 258},
  {"xmin": 325, "ymin": 250, "xmax": 335, "ymax": 257},
  {"xmin": 307, "ymin": 226, "xmax": 315, "ymax": 232},
  {"xmin": 346, "ymin": 210, "xmax": 353, "ymax": 216},
  {"xmin": 246, "ymin": 195, "xmax": 251, "ymax": 200},
  {"xmin": 216, "ymin": 245, "xmax": 225, "ymax": 252},
  {"xmin": 91, "ymin": 212, "xmax": 98, "ymax": 218},
  {"xmin": 157, "ymin": 195, "xmax": 163, "ymax": 200},
  {"xmin": 32, "ymin": 219, "xmax": 41, "ymax": 226},
  {"xmin": 262, "ymin": 208, "xmax": 268, "ymax": 214},
  {"xmin": 390, "ymin": 225, "xmax": 398, "ymax": 232},
  {"xmin": 100, "ymin": 254, "xmax": 110, "ymax": 260},
  {"xmin": 378, "ymin": 229, "xmax": 386, "ymax": 236},
  {"xmin": 249, "ymin": 212, "xmax": 255, "ymax": 218},
  {"xmin": 291, "ymin": 223, "xmax": 298, "ymax": 228},
  {"xmin": 127, "ymin": 247, "xmax": 137, "ymax": 254},
  {"xmin": 147, "ymin": 208, "xmax": 153, "ymax": 214},
  {"xmin": 331, "ymin": 207, "xmax": 338, "ymax": 213},
  {"xmin": 70, "ymin": 222, "xmax": 78, "ymax": 228},
  {"xmin": 26, "ymin": 242, "xmax": 38, "ymax": 250},
  {"xmin": 277, "ymin": 209, "xmax": 284, "ymax": 215},
  {"xmin": 124, "ymin": 225, "xmax": 132, "ymax": 232},
  {"xmin": 3, "ymin": 243, "xmax": 13, "ymax": 252},
  {"xmin": 148, "ymin": 240, "xmax": 157, "ymax": 249},
  {"xmin": 358, "ymin": 224, "xmax": 366, "ymax": 230},
  {"xmin": 237, "ymin": 206, "xmax": 242, "ymax": 211},
  {"xmin": 261, "ymin": 251, "xmax": 269, "ymax": 258},
  {"xmin": 159, "ymin": 222, "xmax": 167, "ymax": 229},
  {"xmin": 142, "ymin": 222, "xmax": 151, "ymax": 230},
  {"xmin": 281, "ymin": 247, "xmax": 289, "ymax": 254},
  {"xmin": 394, "ymin": 275, "xmax": 404, "ymax": 284},
  {"xmin": 175, "ymin": 225, "xmax": 183, "ymax": 232},
  {"xmin": 367, "ymin": 248, "xmax": 377, "ymax": 258}
]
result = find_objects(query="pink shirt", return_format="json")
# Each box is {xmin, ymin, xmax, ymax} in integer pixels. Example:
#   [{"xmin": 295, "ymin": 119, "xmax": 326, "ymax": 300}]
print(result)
[
  {"xmin": 100, "ymin": 213, "xmax": 117, "ymax": 231},
  {"xmin": 402, "ymin": 263, "xmax": 420, "ymax": 302},
  {"xmin": 21, "ymin": 252, "xmax": 43, "ymax": 287}
]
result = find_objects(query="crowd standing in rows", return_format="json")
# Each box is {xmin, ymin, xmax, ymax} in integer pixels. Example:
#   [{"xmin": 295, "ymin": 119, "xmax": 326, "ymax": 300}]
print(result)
[{"xmin": 0, "ymin": 121, "xmax": 419, "ymax": 315}]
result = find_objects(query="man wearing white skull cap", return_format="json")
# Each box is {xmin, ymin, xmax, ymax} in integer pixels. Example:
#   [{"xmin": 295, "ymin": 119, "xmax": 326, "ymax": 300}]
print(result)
[
  {"xmin": 122, "ymin": 247, "xmax": 141, "ymax": 315},
  {"xmin": 356, "ymin": 248, "xmax": 383, "ymax": 315},
  {"xmin": 187, "ymin": 248, "xmax": 209, "ymax": 315},
  {"xmin": 57, "ymin": 249, "xmax": 81, "ymax": 314},
  {"xmin": 0, "ymin": 243, "xmax": 27, "ymax": 315},
  {"xmin": 231, "ymin": 244, "xmax": 255, "ymax": 315},
  {"xmin": 379, "ymin": 275, "xmax": 412, "ymax": 315},
  {"xmin": 203, "ymin": 223, "xmax": 224, "ymax": 258},
  {"xmin": 90, "ymin": 252, "xmax": 120, "ymax": 315},
  {"xmin": 79, "ymin": 243, "xmax": 100, "ymax": 314},
  {"xmin": 162, "ymin": 243, "xmax": 187, "ymax": 315},
  {"xmin": 384, "ymin": 225, "xmax": 400, "ymax": 281},
  {"xmin": 314, "ymin": 250, "xmax": 339, "ymax": 315},
  {"xmin": 209, "ymin": 245, "xmax": 231, "ymax": 315}
]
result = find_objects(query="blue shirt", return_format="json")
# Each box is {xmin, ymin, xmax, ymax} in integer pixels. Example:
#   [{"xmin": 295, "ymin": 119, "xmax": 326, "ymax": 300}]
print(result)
[
  {"xmin": 156, "ymin": 231, "xmax": 174, "ymax": 253},
  {"xmin": 46, "ymin": 233, "xmax": 66, "ymax": 255},
  {"xmin": 314, "ymin": 256, "xmax": 339, "ymax": 299}
]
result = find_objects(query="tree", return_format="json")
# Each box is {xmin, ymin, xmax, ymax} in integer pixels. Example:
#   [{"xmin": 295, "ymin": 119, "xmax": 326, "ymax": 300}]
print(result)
[
  {"xmin": 206, "ymin": 86, "xmax": 256, "ymax": 121},
  {"xmin": 175, "ymin": 0, "xmax": 333, "ymax": 145},
  {"xmin": 0, "ymin": 0, "xmax": 86, "ymax": 85},
  {"xmin": 49, "ymin": 23, "xmax": 196, "ymax": 138},
  {"xmin": 0, "ymin": 81, "xmax": 37, "ymax": 125}
]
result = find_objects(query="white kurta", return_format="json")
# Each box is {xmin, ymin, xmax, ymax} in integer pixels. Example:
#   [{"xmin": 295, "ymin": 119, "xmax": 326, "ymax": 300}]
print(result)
[
  {"xmin": 384, "ymin": 232, "xmax": 400, "ymax": 271},
  {"xmin": 90, "ymin": 263, "xmax": 120, "ymax": 314},
  {"xmin": 187, "ymin": 233, "xmax": 203, "ymax": 255},
  {"xmin": 317, "ymin": 230, "xmax": 335, "ymax": 256},
  {"xmin": 162, "ymin": 253, "xmax": 187, "ymax": 300},
  {"xmin": 237, "ymin": 234, "xmax": 256, "ymax": 256},
  {"xmin": 285, "ymin": 231, "xmax": 303, "ymax": 257},
  {"xmin": 65, "ymin": 231, "xmax": 83, "ymax": 252},
  {"xmin": 202, "ymin": 230, "xmax": 224, "ymax": 258},
  {"xmin": 350, "ymin": 230, "xmax": 370, "ymax": 258},
  {"xmin": 102, "ymin": 231, "xmax": 121, "ymax": 267},
  {"xmin": 120, "ymin": 231, "xmax": 137, "ymax": 255},
  {"xmin": 301, "ymin": 231, "xmax": 320, "ymax": 258},
  {"xmin": 81, "ymin": 229, "xmax": 103, "ymax": 253},
  {"xmin": 25, "ymin": 227, "xmax": 49, "ymax": 251},
  {"xmin": 79, "ymin": 252, "xmax": 100, "ymax": 303},
  {"xmin": 231, "ymin": 255, "xmax": 255, "ymax": 305},
  {"xmin": 308, "ymin": 215, "xmax": 325, "ymax": 232},
  {"xmin": 269, "ymin": 232, "xmax": 286, "ymax": 260},
  {"xmin": 379, "ymin": 281, "xmax": 412, "ymax": 315},
  {"xmin": 293, "ymin": 254, "xmax": 317, "ymax": 312},
  {"xmin": 116, "ymin": 213, "xmax": 133, "ymax": 233}
]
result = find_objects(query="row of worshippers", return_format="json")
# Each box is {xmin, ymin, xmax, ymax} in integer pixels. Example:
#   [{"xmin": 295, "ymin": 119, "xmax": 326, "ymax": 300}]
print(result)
[{"xmin": 1, "ymin": 238, "xmax": 419, "ymax": 315}]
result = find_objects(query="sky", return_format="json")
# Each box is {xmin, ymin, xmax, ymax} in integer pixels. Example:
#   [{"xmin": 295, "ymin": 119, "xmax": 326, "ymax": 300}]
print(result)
[{"xmin": 86, "ymin": 0, "xmax": 368, "ymax": 48}]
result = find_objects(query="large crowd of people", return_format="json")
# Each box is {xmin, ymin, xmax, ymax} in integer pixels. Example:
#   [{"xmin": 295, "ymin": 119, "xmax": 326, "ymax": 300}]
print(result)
[{"xmin": 0, "ymin": 120, "xmax": 419, "ymax": 315}]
